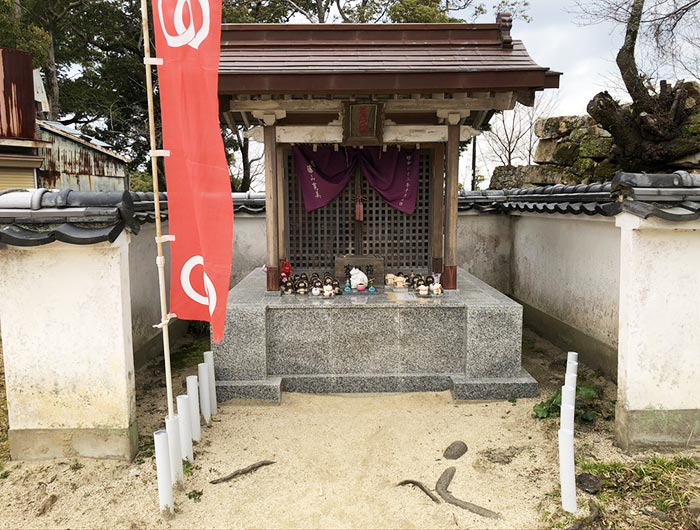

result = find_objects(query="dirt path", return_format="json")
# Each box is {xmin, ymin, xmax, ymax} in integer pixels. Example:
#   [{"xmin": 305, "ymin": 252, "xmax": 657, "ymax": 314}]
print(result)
[{"xmin": 0, "ymin": 330, "xmax": 695, "ymax": 529}]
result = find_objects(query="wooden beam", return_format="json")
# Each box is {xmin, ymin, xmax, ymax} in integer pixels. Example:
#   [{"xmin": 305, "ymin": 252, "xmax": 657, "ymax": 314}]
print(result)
[
  {"xmin": 230, "ymin": 92, "xmax": 516, "ymax": 114},
  {"xmin": 430, "ymin": 144, "xmax": 445, "ymax": 275},
  {"xmin": 443, "ymin": 123, "xmax": 460, "ymax": 290},
  {"xmin": 247, "ymin": 124, "xmax": 480, "ymax": 144},
  {"xmin": 264, "ymin": 124, "xmax": 279, "ymax": 291}
]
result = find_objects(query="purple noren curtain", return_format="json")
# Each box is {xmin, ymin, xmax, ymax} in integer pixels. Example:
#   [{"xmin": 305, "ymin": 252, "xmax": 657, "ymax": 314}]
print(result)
[
  {"xmin": 292, "ymin": 146, "xmax": 419, "ymax": 215},
  {"xmin": 292, "ymin": 146, "xmax": 358, "ymax": 213},
  {"xmin": 360, "ymin": 147, "xmax": 419, "ymax": 215}
]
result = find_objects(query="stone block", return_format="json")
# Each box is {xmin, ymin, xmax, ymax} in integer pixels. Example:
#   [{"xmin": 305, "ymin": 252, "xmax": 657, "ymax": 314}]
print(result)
[
  {"xmin": 466, "ymin": 305, "xmax": 522, "ymax": 377},
  {"xmin": 534, "ymin": 115, "xmax": 595, "ymax": 140},
  {"xmin": 593, "ymin": 159, "xmax": 620, "ymax": 181},
  {"xmin": 216, "ymin": 378, "xmax": 282, "ymax": 403},
  {"xmin": 551, "ymin": 141, "xmax": 580, "ymax": 166},
  {"xmin": 534, "ymin": 139, "xmax": 557, "ymax": 164},
  {"xmin": 9, "ymin": 423, "xmax": 138, "ymax": 461},
  {"xmin": 281, "ymin": 374, "xmax": 454, "ymax": 394},
  {"xmin": 571, "ymin": 157, "xmax": 596, "ymax": 178},
  {"xmin": 451, "ymin": 369, "xmax": 538, "ymax": 400},
  {"xmin": 578, "ymin": 136, "xmax": 614, "ymax": 160},
  {"xmin": 214, "ymin": 302, "xmax": 267, "ymax": 381}
]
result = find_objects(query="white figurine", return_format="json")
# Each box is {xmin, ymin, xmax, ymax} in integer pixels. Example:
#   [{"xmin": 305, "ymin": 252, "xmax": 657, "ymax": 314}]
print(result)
[
  {"xmin": 323, "ymin": 284, "xmax": 334, "ymax": 297},
  {"xmin": 418, "ymin": 284, "xmax": 430, "ymax": 296},
  {"xmin": 385, "ymin": 273, "xmax": 396, "ymax": 286},
  {"xmin": 349, "ymin": 267, "xmax": 368, "ymax": 289},
  {"xmin": 432, "ymin": 283, "xmax": 443, "ymax": 295},
  {"xmin": 311, "ymin": 286, "xmax": 322, "ymax": 296}
]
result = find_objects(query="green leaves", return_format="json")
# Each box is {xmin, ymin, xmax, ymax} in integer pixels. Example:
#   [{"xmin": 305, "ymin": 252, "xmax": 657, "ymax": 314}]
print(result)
[{"xmin": 533, "ymin": 384, "xmax": 601, "ymax": 423}]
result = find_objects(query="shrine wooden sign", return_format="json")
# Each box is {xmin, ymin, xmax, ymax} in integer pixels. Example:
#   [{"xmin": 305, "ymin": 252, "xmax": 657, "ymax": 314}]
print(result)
[{"xmin": 343, "ymin": 102, "xmax": 384, "ymax": 146}]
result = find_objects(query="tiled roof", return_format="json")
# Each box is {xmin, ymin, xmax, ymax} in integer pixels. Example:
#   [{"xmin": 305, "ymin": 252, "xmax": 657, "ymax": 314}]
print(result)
[
  {"xmin": 459, "ymin": 171, "xmax": 700, "ymax": 222},
  {"xmin": 2, "ymin": 172, "xmax": 698, "ymax": 247},
  {"xmin": 219, "ymin": 23, "xmax": 560, "ymax": 95},
  {"xmin": 0, "ymin": 189, "xmax": 166, "ymax": 247}
]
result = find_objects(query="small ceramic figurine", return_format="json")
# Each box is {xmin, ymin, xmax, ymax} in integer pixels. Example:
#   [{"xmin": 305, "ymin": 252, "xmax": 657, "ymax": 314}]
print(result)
[
  {"xmin": 425, "ymin": 275, "xmax": 435, "ymax": 286},
  {"xmin": 432, "ymin": 283, "xmax": 443, "ymax": 296},
  {"xmin": 385, "ymin": 273, "xmax": 395, "ymax": 286},
  {"xmin": 415, "ymin": 278, "xmax": 426, "ymax": 291},
  {"xmin": 418, "ymin": 284, "xmax": 430, "ymax": 296},
  {"xmin": 283, "ymin": 280, "xmax": 295, "ymax": 295},
  {"xmin": 350, "ymin": 267, "xmax": 369, "ymax": 289},
  {"xmin": 357, "ymin": 284, "xmax": 366, "ymax": 292},
  {"xmin": 394, "ymin": 276, "xmax": 407, "ymax": 289},
  {"xmin": 368, "ymin": 278, "xmax": 376, "ymax": 294},
  {"xmin": 296, "ymin": 279, "xmax": 309, "ymax": 295},
  {"xmin": 311, "ymin": 278, "xmax": 323, "ymax": 295},
  {"xmin": 323, "ymin": 276, "xmax": 334, "ymax": 287},
  {"xmin": 344, "ymin": 279, "xmax": 353, "ymax": 294},
  {"xmin": 323, "ymin": 283, "xmax": 335, "ymax": 297},
  {"xmin": 332, "ymin": 279, "xmax": 343, "ymax": 296}
]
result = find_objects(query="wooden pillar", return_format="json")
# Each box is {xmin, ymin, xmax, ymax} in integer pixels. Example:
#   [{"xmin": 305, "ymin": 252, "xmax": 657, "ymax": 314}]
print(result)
[
  {"xmin": 263, "ymin": 121, "xmax": 279, "ymax": 291},
  {"xmin": 443, "ymin": 118, "xmax": 460, "ymax": 290},
  {"xmin": 276, "ymin": 145, "xmax": 287, "ymax": 262},
  {"xmin": 430, "ymin": 144, "xmax": 445, "ymax": 274}
]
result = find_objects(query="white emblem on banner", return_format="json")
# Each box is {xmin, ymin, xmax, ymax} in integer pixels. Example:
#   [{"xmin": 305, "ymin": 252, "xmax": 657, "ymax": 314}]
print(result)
[
  {"xmin": 158, "ymin": 0, "xmax": 211, "ymax": 49},
  {"xmin": 180, "ymin": 255, "xmax": 217, "ymax": 315}
]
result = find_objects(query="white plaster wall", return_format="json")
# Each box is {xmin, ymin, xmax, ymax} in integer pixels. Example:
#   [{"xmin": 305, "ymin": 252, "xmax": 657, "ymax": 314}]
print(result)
[
  {"xmin": 231, "ymin": 214, "xmax": 267, "ymax": 287},
  {"xmin": 510, "ymin": 213, "xmax": 620, "ymax": 350},
  {"xmin": 0, "ymin": 233, "xmax": 134, "ymax": 431},
  {"xmin": 129, "ymin": 222, "xmax": 171, "ymax": 352},
  {"xmin": 617, "ymin": 214, "xmax": 700, "ymax": 411},
  {"xmin": 457, "ymin": 212, "xmax": 511, "ymax": 293}
]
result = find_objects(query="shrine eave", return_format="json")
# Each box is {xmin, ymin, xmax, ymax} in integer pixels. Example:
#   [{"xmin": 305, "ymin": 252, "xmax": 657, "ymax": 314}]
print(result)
[{"xmin": 218, "ymin": 22, "xmax": 561, "ymax": 98}]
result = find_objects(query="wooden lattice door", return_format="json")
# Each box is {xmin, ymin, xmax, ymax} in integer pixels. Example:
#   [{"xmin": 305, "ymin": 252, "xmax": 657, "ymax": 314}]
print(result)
[{"xmin": 286, "ymin": 149, "xmax": 432, "ymax": 272}]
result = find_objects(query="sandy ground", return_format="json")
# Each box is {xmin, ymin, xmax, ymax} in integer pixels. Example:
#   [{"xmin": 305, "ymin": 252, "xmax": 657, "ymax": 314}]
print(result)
[{"xmin": 0, "ymin": 330, "xmax": 690, "ymax": 529}]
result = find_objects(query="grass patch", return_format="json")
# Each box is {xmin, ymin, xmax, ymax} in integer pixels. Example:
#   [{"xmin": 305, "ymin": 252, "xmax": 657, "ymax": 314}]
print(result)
[
  {"xmin": 533, "ymin": 384, "xmax": 602, "ymax": 423},
  {"xmin": 576, "ymin": 455, "xmax": 700, "ymax": 528},
  {"xmin": 186, "ymin": 489, "xmax": 203, "ymax": 502},
  {"xmin": 69, "ymin": 461, "xmax": 84, "ymax": 471},
  {"xmin": 170, "ymin": 332, "xmax": 211, "ymax": 371}
]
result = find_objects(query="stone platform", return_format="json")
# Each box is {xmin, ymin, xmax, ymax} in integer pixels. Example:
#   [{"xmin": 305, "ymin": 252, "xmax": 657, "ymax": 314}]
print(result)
[{"xmin": 214, "ymin": 268, "xmax": 537, "ymax": 402}]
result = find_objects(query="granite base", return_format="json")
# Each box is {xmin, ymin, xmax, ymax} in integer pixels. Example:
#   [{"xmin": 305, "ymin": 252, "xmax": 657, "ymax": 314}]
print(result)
[{"xmin": 214, "ymin": 267, "xmax": 537, "ymax": 403}]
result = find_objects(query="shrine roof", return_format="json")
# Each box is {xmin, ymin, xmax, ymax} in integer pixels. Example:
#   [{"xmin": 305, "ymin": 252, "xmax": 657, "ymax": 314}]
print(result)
[{"xmin": 219, "ymin": 21, "xmax": 560, "ymax": 95}]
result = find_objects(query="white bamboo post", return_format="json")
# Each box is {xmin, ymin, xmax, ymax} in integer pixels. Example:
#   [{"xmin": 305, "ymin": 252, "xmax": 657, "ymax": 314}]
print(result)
[
  {"xmin": 186, "ymin": 375, "xmax": 202, "ymax": 442},
  {"xmin": 139, "ymin": 0, "xmax": 175, "ymax": 421},
  {"xmin": 559, "ymin": 351, "xmax": 579, "ymax": 514},
  {"xmin": 165, "ymin": 416, "xmax": 184, "ymax": 489},
  {"xmin": 176, "ymin": 395, "xmax": 194, "ymax": 463},
  {"xmin": 198, "ymin": 363, "xmax": 212, "ymax": 426},
  {"xmin": 154, "ymin": 430, "xmax": 173, "ymax": 515},
  {"xmin": 203, "ymin": 351, "xmax": 217, "ymax": 416}
]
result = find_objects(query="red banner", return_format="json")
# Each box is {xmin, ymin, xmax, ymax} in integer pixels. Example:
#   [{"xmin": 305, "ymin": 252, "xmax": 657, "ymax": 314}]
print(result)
[{"xmin": 152, "ymin": 0, "xmax": 233, "ymax": 342}]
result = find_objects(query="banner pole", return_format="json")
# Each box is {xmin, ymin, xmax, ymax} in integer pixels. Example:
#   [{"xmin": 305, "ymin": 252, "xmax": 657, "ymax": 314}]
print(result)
[{"xmin": 140, "ymin": 0, "xmax": 175, "ymax": 419}]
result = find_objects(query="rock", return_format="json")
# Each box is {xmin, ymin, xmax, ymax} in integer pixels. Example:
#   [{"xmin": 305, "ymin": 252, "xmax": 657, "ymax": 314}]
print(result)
[
  {"xmin": 552, "ymin": 142, "xmax": 580, "ymax": 166},
  {"xmin": 569, "ymin": 126, "xmax": 612, "ymax": 143},
  {"xmin": 534, "ymin": 115, "xmax": 595, "ymax": 140},
  {"xmin": 576, "ymin": 473, "xmax": 602, "ymax": 495},
  {"xmin": 443, "ymin": 441, "xmax": 468, "ymax": 460},
  {"xmin": 593, "ymin": 159, "xmax": 620, "ymax": 181},
  {"xmin": 571, "ymin": 157, "xmax": 596, "ymax": 178},
  {"xmin": 489, "ymin": 165, "xmax": 578, "ymax": 189},
  {"xmin": 534, "ymin": 139, "xmax": 557, "ymax": 164},
  {"xmin": 130, "ymin": 468, "xmax": 141, "ymax": 477},
  {"xmin": 578, "ymin": 136, "xmax": 614, "ymax": 160}
]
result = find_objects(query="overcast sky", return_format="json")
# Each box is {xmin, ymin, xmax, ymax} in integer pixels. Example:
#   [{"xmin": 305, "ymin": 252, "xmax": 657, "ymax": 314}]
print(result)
[{"xmin": 503, "ymin": 0, "xmax": 626, "ymax": 115}]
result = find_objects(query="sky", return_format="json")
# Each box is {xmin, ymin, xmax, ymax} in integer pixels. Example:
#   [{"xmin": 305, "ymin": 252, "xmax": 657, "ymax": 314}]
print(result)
[{"xmin": 504, "ymin": 0, "xmax": 626, "ymax": 115}]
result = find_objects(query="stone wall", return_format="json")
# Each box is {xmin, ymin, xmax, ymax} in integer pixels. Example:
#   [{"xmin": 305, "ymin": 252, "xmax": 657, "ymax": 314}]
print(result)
[{"xmin": 490, "ymin": 115, "xmax": 619, "ymax": 189}]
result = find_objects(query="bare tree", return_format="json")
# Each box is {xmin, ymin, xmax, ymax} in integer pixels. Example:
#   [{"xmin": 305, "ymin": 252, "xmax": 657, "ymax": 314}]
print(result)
[
  {"xmin": 482, "ymin": 92, "xmax": 558, "ymax": 167},
  {"xmin": 575, "ymin": 0, "xmax": 700, "ymax": 170}
]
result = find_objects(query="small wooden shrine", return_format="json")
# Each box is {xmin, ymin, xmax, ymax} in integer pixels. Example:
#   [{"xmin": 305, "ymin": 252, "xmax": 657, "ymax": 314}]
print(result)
[{"xmin": 218, "ymin": 18, "xmax": 560, "ymax": 291}]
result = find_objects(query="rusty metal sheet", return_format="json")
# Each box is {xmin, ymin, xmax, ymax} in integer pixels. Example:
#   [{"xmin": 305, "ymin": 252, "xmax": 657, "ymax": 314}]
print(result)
[{"xmin": 0, "ymin": 49, "xmax": 36, "ymax": 140}]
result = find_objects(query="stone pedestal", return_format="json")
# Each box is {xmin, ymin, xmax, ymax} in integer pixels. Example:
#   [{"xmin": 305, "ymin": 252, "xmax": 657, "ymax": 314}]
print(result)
[
  {"xmin": 214, "ymin": 268, "xmax": 536, "ymax": 402},
  {"xmin": 0, "ymin": 233, "xmax": 137, "ymax": 460},
  {"xmin": 615, "ymin": 214, "xmax": 700, "ymax": 449}
]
